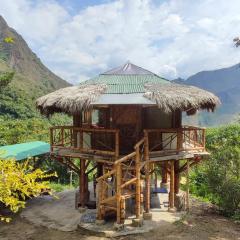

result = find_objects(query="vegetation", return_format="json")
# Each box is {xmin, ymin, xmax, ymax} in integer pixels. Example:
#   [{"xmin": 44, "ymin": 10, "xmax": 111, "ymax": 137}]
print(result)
[
  {"xmin": 0, "ymin": 158, "xmax": 56, "ymax": 222},
  {"xmin": 190, "ymin": 124, "xmax": 240, "ymax": 219}
]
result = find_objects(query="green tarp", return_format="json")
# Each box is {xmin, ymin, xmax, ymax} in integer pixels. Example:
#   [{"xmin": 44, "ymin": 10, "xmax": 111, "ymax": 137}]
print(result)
[{"xmin": 0, "ymin": 141, "xmax": 50, "ymax": 161}]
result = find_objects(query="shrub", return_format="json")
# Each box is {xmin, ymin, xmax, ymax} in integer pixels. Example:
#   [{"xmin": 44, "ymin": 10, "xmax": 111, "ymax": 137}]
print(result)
[
  {"xmin": 190, "ymin": 124, "xmax": 240, "ymax": 216},
  {"xmin": 0, "ymin": 158, "xmax": 56, "ymax": 222}
]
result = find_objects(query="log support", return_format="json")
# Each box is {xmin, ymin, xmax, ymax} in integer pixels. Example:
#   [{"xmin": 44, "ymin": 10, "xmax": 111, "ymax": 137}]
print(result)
[{"xmin": 169, "ymin": 160, "xmax": 175, "ymax": 211}]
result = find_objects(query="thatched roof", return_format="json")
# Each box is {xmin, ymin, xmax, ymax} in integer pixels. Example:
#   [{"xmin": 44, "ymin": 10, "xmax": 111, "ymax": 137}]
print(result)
[
  {"xmin": 36, "ymin": 84, "xmax": 107, "ymax": 116},
  {"xmin": 144, "ymin": 83, "xmax": 221, "ymax": 115},
  {"xmin": 36, "ymin": 63, "xmax": 221, "ymax": 116}
]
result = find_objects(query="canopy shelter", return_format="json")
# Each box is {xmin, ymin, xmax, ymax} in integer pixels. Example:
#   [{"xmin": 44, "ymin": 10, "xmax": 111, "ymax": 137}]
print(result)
[{"xmin": 0, "ymin": 141, "xmax": 50, "ymax": 161}]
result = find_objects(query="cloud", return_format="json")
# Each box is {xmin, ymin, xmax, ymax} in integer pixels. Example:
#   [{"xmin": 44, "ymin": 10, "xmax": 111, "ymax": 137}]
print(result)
[{"xmin": 1, "ymin": 0, "xmax": 240, "ymax": 84}]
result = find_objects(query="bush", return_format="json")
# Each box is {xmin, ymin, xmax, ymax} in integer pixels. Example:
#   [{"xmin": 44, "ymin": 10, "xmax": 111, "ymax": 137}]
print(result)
[
  {"xmin": 190, "ymin": 124, "xmax": 240, "ymax": 217},
  {"xmin": 0, "ymin": 158, "xmax": 56, "ymax": 222}
]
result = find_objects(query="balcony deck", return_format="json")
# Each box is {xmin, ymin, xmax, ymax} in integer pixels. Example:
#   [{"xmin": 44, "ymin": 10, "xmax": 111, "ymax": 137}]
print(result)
[{"xmin": 50, "ymin": 125, "xmax": 208, "ymax": 162}]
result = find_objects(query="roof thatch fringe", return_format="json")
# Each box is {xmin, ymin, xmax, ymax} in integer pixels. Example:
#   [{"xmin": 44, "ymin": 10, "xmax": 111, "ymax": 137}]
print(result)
[
  {"xmin": 36, "ymin": 84, "xmax": 107, "ymax": 116},
  {"xmin": 143, "ymin": 83, "xmax": 221, "ymax": 115}
]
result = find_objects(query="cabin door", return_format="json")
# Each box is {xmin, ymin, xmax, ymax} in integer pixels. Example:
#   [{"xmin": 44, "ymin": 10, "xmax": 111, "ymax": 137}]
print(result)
[{"xmin": 111, "ymin": 106, "xmax": 142, "ymax": 154}]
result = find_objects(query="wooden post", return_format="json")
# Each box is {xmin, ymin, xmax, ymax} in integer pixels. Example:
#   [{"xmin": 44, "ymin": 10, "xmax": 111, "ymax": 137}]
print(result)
[
  {"xmin": 144, "ymin": 130, "xmax": 150, "ymax": 213},
  {"xmin": 80, "ymin": 159, "xmax": 85, "ymax": 207},
  {"xmin": 115, "ymin": 130, "xmax": 119, "ymax": 160},
  {"xmin": 202, "ymin": 128, "xmax": 206, "ymax": 151},
  {"xmin": 169, "ymin": 160, "xmax": 175, "ymax": 210},
  {"xmin": 186, "ymin": 159, "xmax": 190, "ymax": 211},
  {"xmin": 174, "ymin": 160, "xmax": 180, "ymax": 194},
  {"xmin": 116, "ymin": 162, "xmax": 122, "ymax": 224},
  {"xmin": 50, "ymin": 128, "xmax": 53, "ymax": 152},
  {"xmin": 177, "ymin": 129, "xmax": 183, "ymax": 152},
  {"xmin": 135, "ymin": 146, "xmax": 141, "ymax": 219},
  {"xmin": 161, "ymin": 161, "xmax": 168, "ymax": 186},
  {"xmin": 61, "ymin": 127, "xmax": 64, "ymax": 146},
  {"xmin": 97, "ymin": 179, "xmax": 103, "ymax": 220}
]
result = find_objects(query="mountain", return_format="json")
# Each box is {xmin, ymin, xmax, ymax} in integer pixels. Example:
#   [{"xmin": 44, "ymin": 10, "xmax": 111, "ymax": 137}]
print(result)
[
  {"xmin": 0, "ymin": 16, "xmax": 70, "ymax": 118},
  {"xmin": 180, "ymin": 63, "xmax": 240, "ymax": 126}
]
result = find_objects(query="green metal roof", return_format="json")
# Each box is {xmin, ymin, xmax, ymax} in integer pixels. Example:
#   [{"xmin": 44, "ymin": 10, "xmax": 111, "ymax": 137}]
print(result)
[
  {"xmin": 82, "ymin": 74, "xmax": 169, "ymax": 94},
  {"xmin": 0, "ymin": 141, "xmax": 50, "ymax": 161}
]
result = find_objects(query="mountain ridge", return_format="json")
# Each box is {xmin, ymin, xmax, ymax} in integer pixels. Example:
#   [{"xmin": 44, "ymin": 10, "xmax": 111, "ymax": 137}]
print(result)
[
  {"xmin": 0, "ymin": 16, "xmax": 71, "ymax": 118},
  {"xmin": 176, "ymin": 63, "xmax": 240, "ymax": 125}
]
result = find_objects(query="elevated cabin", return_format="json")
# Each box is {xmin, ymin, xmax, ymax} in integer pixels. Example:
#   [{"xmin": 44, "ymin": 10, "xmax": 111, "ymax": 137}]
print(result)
[{"xmin": 36, "ymin": 63, "xmax": 220, "ymax": 225}]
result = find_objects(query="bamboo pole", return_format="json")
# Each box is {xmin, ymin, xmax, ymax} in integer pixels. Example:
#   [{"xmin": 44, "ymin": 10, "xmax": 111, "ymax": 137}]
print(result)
[
  {"xmin": 144, "ymin": 130, "xmax": 150, "ymax": 213},
  {"xmin": 174, "ymin": 160, "xmax": 180, "ymax": 194},
  {"xmin": 161, "ymin": 161, "xmax": 168, "ymax": 186},
  {"xmin": 115, "ymin": 130, "xmax": 119, "ymax": 160},
  {"xmin": 186, "ymin": 159, "xmax": 190, "ymax": 211},
  {"xmin": 50, "ymin": 128, "xmax": 53, "ymax": 152},
  {"xmin": 97, "ymin": 179, "xmax": 103, "ymax": 220},
  {"xmin": 135, "ymin": 146, "xmax": 141, "ymax": 219},
  {"xmin": 116, "ymin": 163, "xmax": 122, "ymax": 224},
  {"xmin": 169, "ymin": 160, "xmax": 175, "ymax": 210},
  {"xmin": 80, "ymin": 159, "xmax": 85, "ymax": 207}
]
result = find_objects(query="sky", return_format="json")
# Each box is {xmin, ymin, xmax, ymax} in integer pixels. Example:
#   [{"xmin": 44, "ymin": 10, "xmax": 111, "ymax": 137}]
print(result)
[{"xmin": 1, "ymin": 0, "xmax": 240, "ymax": 84}]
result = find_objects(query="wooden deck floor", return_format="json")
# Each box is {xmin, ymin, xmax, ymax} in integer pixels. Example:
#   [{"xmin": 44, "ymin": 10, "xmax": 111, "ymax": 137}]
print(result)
[{"xmin": 51, "ymin": 147, "xmax": 209, "ymax": 163}]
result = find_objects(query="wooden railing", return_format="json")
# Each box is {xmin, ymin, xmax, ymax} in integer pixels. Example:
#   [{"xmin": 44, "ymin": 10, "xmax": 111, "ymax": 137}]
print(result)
[
  {"xmin": 144, "ymin": 126, "xmax": 206, "ymax": 155},
  {"xmin": 50, "ymin": 126, "xmax": 119, "ymax": 157}
]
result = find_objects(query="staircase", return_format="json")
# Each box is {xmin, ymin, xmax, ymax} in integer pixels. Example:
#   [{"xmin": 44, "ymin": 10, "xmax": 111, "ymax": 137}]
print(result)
[{"xmin": 96, "ymin": 139, "xmax": 144, "ymax": 224}]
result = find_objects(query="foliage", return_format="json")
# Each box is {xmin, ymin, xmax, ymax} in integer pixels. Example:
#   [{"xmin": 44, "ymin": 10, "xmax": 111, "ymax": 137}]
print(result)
[
  {"xmin": 190, "ymin": 124, "xmax": 240, "ymax": 217},
  {"xmin": 0, "ymin": 158, "xmax": 56, "ymax": 222},
  {"xmin": 0, "ymin": 114, "xmax": 71, "ymax": 146},
  {"xmin": 4, "ymin": 37, "xmax": 14, "ymax": 44},
  {"xmin": 0, "ymin": 71, "xmax": 14, "ymax": 90}
]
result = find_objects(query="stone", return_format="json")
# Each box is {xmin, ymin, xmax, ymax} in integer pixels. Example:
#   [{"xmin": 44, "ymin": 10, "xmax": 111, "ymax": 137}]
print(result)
[
  {"xmin": 95, "ymin": 219, "xmax": 105, "ymax": 225},
  {"xmin": 160, "ymin": 182, "xmax": 168, "ymax": 189},
  {"xmin": 132, "ymin": 218, "xmax": 143, "ymax": 227},
  {"xmin": 78, "ymin": 207, "xmax": 87, "ymax": 213},
  {"xmin": 174, "ymin": 193, "xmax": 186, "ymax": 211},
  {"xmin": 143, "ymin": 212, "xmax": 152, "ymax": 220},
  {"xmin": 113, "ymin": 222, "xmax": 124, "ymax": 231},
  {"xmin": 168, "ymin": 207, "xmax": 176, "ymax": 213}
]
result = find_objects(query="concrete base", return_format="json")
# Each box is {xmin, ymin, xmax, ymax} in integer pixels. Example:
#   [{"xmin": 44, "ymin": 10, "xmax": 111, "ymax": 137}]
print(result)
[
  {"xmin": 78, "ymin": 207, "xmax": 87, "ymax": 213},
  {"xmin": 160, "ymin": 182, "xmax": 168, "ymax": 189},
  {"xmin": 168, "ymin": 207, "xmax": 176, "ymax": 213},
  {"xmin": 95, "ymin": 219, "xmax": 105, "ymax": 225},
  {"xmin": 132, "ymin": 218, "xmax": 143, "ymax": 227},
  {"xmin": 114, "ymin": 223, "xmax": 125, "ymax": 231},
  {"xmin": 143, "ymin": 212, "xmax": 152, "ymax": 220}
]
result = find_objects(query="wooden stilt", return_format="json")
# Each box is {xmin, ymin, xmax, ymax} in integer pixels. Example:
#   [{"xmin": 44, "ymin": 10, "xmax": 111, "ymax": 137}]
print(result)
[
  {"xmin": 161, "ymin": 161, "xmax": 168, "ymax": 185},
  {"xmin": 169, "ymin": 160, "xmax": 175, "ymax": 210},
  {"xmin": 135, "ymin": 146, "xmax": 141, "ymax": 219},
  {"xmin": 144, "ymin": 130, "xmax": 150, "ymax": 213},
  {"xmin": 80, "ymin": 159, "xmax": 85, "ymax": 207},
  {"xmin": 116, "ymin": 163, "xmax": 122, "ymax": 224},
  {"xmin": 186, "ymin": 159, "xmax": 190, "ymax": 211},
  {"xmin": 174, "ymin": 160, "xmax": 180, "ymax": 194}
]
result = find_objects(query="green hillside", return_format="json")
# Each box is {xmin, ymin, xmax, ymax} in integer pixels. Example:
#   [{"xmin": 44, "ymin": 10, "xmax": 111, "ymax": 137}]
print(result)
[{"xmin": 0, "ymin": 16, "xmax": 70, "ymax": 118}]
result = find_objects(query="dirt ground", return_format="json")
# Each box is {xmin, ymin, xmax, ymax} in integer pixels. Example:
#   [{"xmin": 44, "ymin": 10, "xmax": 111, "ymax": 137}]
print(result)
[{"xmin": 0, "ymin": 199, "xmax": 239, "ymax": 240}]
